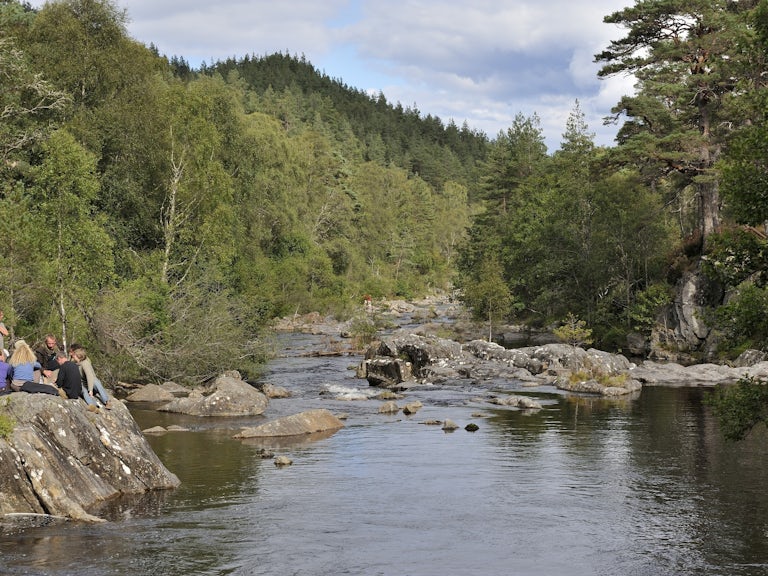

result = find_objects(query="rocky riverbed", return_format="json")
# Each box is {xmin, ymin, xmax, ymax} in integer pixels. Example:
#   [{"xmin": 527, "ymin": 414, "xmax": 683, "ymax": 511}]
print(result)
[
  {"xmin": 5, "ymin": 293, "xmax": 768, "ymax": 525},
  {"xmin": 273, "ymin": 294, "xmax": 768, "ymax": 391}
]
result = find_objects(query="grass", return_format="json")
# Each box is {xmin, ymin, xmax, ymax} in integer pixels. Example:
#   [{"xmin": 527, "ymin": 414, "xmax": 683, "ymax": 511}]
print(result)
[
  {"xmin": 569, "ymin": 369, "xmax": 629, "ymax": 388},
  {"xmin": 0, "ymin": 413, "xmax": 15, "ymax": 440}
]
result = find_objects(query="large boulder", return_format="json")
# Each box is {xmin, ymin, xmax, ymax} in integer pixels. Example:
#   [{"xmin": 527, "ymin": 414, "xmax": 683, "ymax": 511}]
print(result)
[
  {"xmin": 649, "ymin": 266, "xmax": 724, "ymax": 360},
  {"xmin": 159, "ymin": 373, "xmax": 268, "ymax": 417},
  {"xmin": 363, "ymin": 357, "xmax": 414, "ymax": 389},
  {"xmin": 233, "ymin": 409, "xmax": 344, "ymax": 439},
  {"xmin": 125, "ymin": 382, "xmax": 188, "ymax": 403},
  {"xmin": 361, "ymin": 334, "xmax": 466, "ymax": 387},
  {"xmin": 521, "ymin": 343, "xmax": 633, "ymax": 375},
  {"xmin": 463, "ymin": 340, "xmax": 544, "ymax": 374},
  {"xmin": 734, "ymin": 349, "xmax": 768, "ymax": 368},
  {"xmin": 367, "ymin": 334, "xmax": 464, "ymax": 373},
  {"xmin": 0, "ymin": 393, "xmax": 179, "ymax": 522}
]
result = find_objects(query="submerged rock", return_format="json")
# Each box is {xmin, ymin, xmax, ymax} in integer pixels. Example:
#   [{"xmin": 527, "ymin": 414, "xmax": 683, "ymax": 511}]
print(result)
[
  {"xmin": 442, "ymin": 419, "xmax": 459, "ymax": 431},
  {"xmin": 274, "ymin": 455, "xmax": 293, "ymax": 466},
  {"xmin": 0, "ymin": 393, "xmax": 179, "ymax": 523},
  {"xmin": 378, "ymin": 401, "xmax": 400, "ymax": 414}
]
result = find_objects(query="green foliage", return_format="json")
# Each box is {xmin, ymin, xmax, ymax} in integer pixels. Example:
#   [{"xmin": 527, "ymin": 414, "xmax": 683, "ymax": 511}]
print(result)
[
  {"xmin": 458, "ymin": 257, "xmax": 517, "ymax": 340},
  {"xmin": 554, "ymin": 313, "xmax": 594, "ymax": 348},
  {"xmin": 719, "ymin": 102, "xmax": 768, "ymax": 227},
  {"xmin": 0, "ymin": 0, "xmax": 489, "ymax": 382},
  {"xmin": 597, "ymin": 0, "xmax": 759, "ymax": 241},
  {"xmin": 711, "ymin": 283, "xmax": 768, "ymax": 353},
  {"xmin": 95, "ymin": 271, "xmax": 268, "ymax": 384},
  {"xmin": 629, "ymin": 283, "xmax": 673, "ymax": 333},
  {"xmin": 459, "ymin": 102, "xmax": 675, "ymax": 339},
  {"xmin": 706, "ymin": 377, "xmax": 768, "ymax": 441},
  {"xmin": 0, "ymin": 412, "xmax": 14, "ymax": 440},
  {"xmin": 0, "ymin": 36, "xmax": 69, "ymax": 166},
  {"xmin": 6, "ymin": 0, "xmax": 768, "ymax": 380},
  {"xmin": 349, "ymin": 313, "xmax": 381, "ymax": 350},
  {"xmin": 701, "ymin": 227, "xmax": 768, "ymax": 288}
]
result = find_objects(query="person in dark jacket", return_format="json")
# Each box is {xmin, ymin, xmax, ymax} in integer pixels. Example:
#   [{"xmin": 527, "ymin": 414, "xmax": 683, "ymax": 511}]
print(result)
[
  {"xmin": 37, "ymin": 334, "xmax": 63, "ymax": 383},
  {"xmin": 54, "ymin": 351, "xmax": 82, "ymax": 400}
]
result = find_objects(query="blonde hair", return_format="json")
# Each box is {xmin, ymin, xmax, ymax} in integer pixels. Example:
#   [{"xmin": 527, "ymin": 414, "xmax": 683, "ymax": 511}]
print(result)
[
  {"xmin": 9, "ymin": 341, "xmax": 36, "ymax": 365},
  {"xmin": 72, "ymin": 348, "xmax": 87, "ymax": 362}
]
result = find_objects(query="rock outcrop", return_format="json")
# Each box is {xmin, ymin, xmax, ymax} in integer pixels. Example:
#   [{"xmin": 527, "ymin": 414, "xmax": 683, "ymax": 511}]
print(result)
[
  {"xmin": 159, "ymin": 373, "xmax": 268, "ymax": 417},
  {"xmin": 358, "ymin": 333, "xmax": 768, "ymax": 394},
  {"xmin": 125, "ymin": 382, "xmax": 188, "ymax": 402},
  {"xmin": 629, "ymin": 359, "xmax": 768, "ymax": 386},
  {"xmin": 359, "ymin": 335, "xmax": 642, "ymax": 395},
  {"xmin": 0, "ymin": 393, "xmax": 179, "ymax": 523}
]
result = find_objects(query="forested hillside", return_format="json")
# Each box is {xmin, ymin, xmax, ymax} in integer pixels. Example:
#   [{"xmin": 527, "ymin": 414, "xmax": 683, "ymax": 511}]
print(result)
[
  {"xmin": 3, "ymin": 0, "xmax": 768, "ymax": 386},
  {"xmin": 0, "ymin": 0, "xmax": 486, "ymax": 383}
]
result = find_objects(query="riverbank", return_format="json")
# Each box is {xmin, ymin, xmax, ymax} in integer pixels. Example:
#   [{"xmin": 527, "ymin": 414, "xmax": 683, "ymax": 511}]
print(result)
[{"xmin": 272, "ymin": 294, "xmax": 768, "ymax": 390}]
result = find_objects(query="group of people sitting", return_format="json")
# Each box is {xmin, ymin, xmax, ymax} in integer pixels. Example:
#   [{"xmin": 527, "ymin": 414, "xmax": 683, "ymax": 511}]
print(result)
[{"xmin": 0, "ymin": 334, "xmax": 112, "ymax": 412}]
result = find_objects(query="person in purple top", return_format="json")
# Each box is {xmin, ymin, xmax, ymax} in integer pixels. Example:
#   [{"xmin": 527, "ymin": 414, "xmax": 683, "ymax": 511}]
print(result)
[{"xmin": 0, "ymin": 349, "xmax": 10, "ymax": 393}]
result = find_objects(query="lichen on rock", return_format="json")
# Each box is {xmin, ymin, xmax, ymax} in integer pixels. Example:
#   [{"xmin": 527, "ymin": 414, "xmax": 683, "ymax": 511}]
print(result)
[{"xmin": 0, "ymin": 393, "xmax": 179, "ymax": 523}]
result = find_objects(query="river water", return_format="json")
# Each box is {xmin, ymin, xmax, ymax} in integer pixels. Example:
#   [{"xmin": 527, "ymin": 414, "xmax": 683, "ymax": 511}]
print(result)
[{"xmin": 2, "ymin": 331, "xmax": 768, "ymax": 575}]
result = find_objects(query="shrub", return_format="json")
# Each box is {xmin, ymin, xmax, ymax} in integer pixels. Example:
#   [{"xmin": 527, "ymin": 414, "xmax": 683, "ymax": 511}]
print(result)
[
  {"xmin": 706, "ymin": 377, "xmax": 768, "ymax": 441},
  {"xmin": 0, "ymin": 413, "xmax": 15, "ymax": 440},
  {"xmin": 630, "ymin": 283, "xmax": 673, "ymax": 333},
  {"xmin": 349, "ymin": 314, "xmax": 378, "ymax": 350},
  {"xmin": 712, "ymin": 283, "xmax": 768, "ymax": 352},
  {"xmin": 701, "ymin": 227, "xmax": 768, "ymax": 287},
  {"xmin": 568, "ymin": 368, "xmax": 628, "ymax": 387},
  {"xmin": 553, "ymin": 312, "xmax": 593, "ymax": 348}
]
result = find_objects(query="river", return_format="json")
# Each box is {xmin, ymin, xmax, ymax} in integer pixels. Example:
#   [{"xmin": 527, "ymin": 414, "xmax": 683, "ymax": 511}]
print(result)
[{"xmin": 2, "ymin": 331, "xmax": 768, "ymax": 575}]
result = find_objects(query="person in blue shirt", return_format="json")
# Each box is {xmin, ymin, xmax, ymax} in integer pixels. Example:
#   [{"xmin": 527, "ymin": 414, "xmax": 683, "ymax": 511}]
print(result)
[{"xmin": 8, "ymin": 339, "xmax": 42, "ymax": 391}]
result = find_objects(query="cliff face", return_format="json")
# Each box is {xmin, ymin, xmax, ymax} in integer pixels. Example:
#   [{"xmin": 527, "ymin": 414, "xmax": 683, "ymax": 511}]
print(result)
[{"xmin": 0, "ymin": 393, "xmax": 179, "ymax": 523}]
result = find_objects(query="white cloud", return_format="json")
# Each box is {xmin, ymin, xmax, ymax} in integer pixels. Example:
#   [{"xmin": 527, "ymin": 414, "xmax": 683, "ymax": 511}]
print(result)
[{"xmin": 26, "ymin": 0, "xmax": 636, "ymax": 149}]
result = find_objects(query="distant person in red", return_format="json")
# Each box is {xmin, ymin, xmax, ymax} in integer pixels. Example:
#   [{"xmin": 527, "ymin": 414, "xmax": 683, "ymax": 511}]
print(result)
[{"xmin": 364, "ymin": 294, "xmax": 372, "ymax": 312}]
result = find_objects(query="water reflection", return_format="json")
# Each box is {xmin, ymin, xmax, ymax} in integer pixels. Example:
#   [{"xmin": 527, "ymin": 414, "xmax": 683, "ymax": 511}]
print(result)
[{"xmin": 4, "ymin": 381, "xmax": 768, "ymax": 574}]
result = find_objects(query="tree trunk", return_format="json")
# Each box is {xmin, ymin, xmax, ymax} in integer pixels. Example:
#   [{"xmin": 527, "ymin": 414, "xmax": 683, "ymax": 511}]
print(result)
[{"xmin": 700, "ymin": 180, "xmax": 720, "ymax": 240}]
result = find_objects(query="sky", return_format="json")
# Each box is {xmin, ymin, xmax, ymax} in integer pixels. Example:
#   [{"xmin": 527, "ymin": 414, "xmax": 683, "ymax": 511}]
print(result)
[{"xmin": 28, "ymin": 0, "xmax": 638, "ymax": 152}]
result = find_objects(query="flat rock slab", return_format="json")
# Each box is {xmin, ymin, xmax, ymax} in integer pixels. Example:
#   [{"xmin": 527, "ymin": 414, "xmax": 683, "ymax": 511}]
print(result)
[{"xmin": 234, "ymin": 408, "xmax": 344, "ymax": 439}]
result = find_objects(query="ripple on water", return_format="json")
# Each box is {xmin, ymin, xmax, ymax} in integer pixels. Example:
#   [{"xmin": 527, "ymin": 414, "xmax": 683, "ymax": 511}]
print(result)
[{"xmin": 4, "ymin": 335, "xmax": 768, "ymax": 575}]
